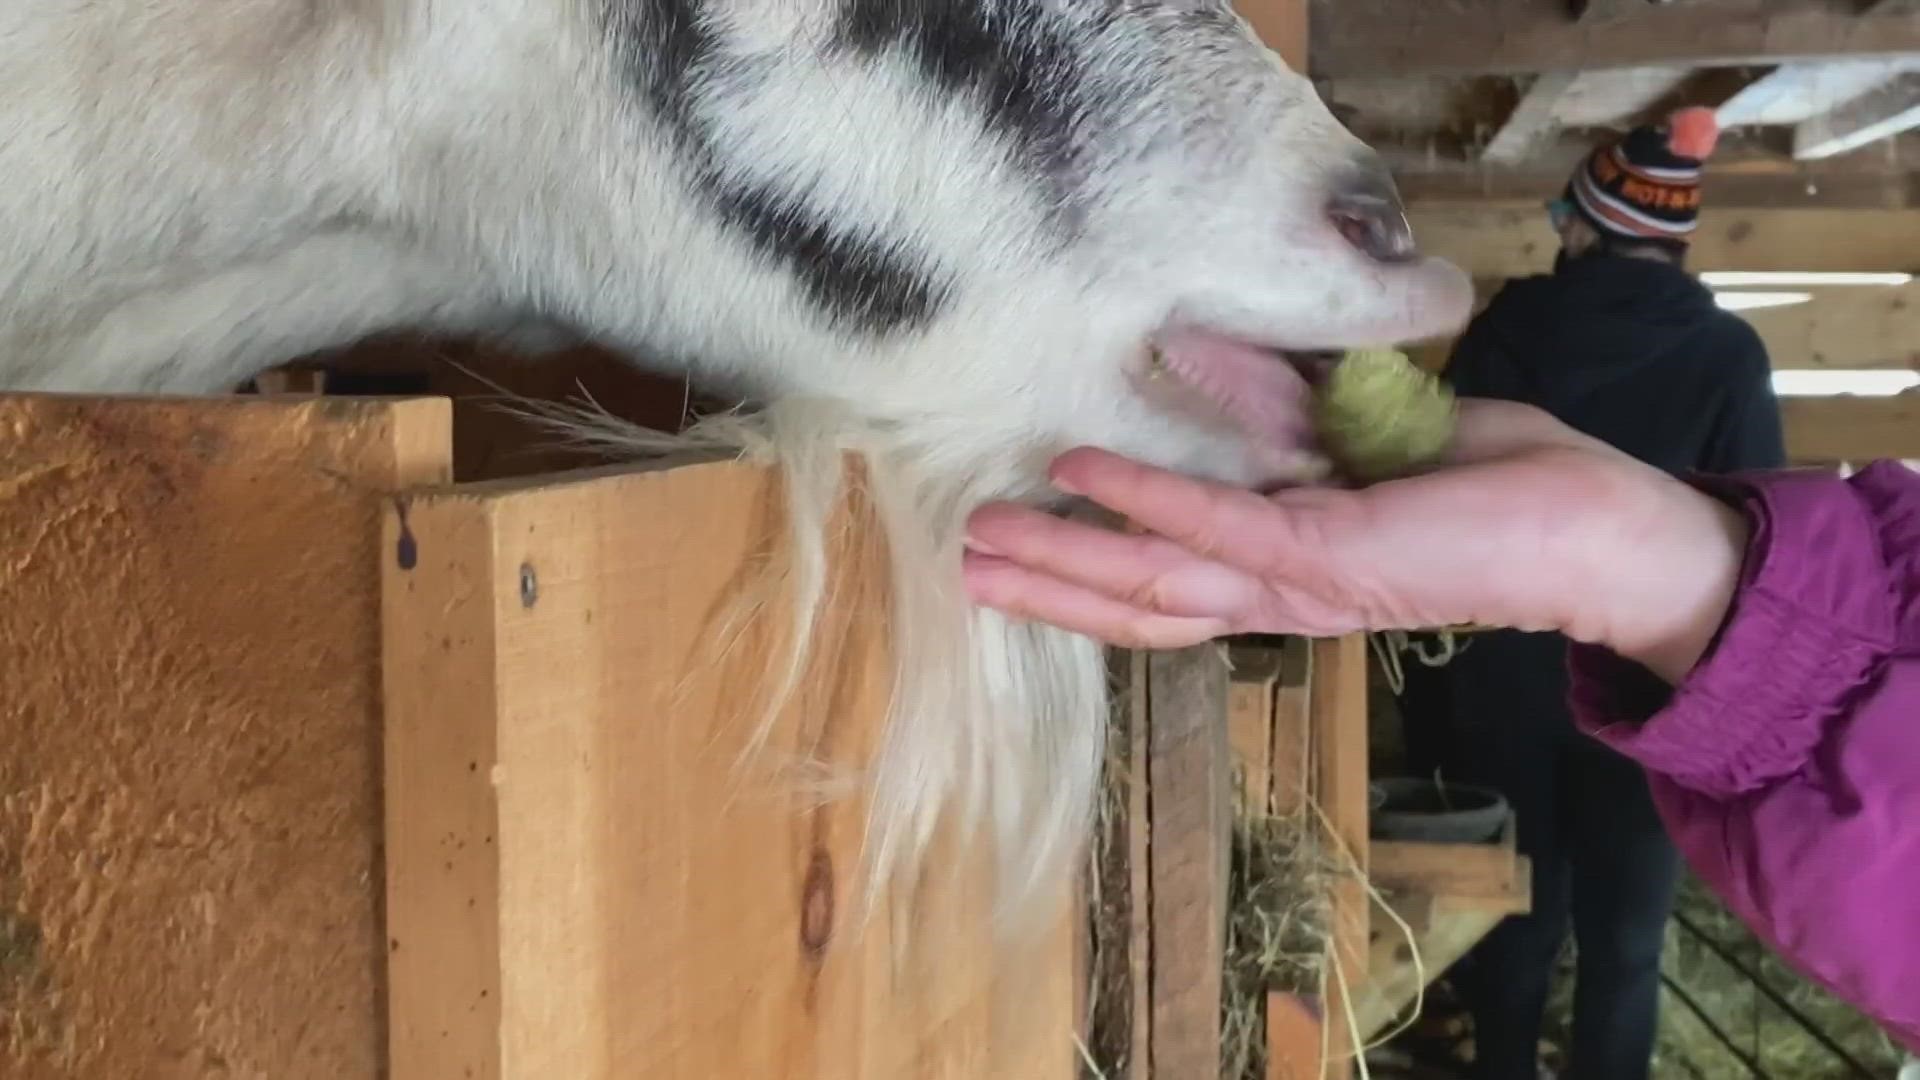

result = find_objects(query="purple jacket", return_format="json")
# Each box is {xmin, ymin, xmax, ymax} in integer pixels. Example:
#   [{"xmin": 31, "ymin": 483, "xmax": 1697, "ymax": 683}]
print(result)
[{"xmin": 1567, "ymin": 459, "xmax": 1920, "ymax": 1051}]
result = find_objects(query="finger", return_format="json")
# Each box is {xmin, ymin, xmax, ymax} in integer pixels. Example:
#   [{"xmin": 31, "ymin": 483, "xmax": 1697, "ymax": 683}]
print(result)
[
  {"xmin": 965, "ymin": 501, "xmax": 1263, "ymax": 619},
  {"xmin": 961, "ymin": 552, "xmax": 1230, "ymax": 650},
  {"xmin": 1046, "ymin": 448, "xmax": 1316, "ymax": 576}
]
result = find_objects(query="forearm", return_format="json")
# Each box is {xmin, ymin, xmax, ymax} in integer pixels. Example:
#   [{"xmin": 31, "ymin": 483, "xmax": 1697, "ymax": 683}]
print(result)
[{"xmin": 1568, "ymin": 462, "xmax": 1920, "ymax": 1049}]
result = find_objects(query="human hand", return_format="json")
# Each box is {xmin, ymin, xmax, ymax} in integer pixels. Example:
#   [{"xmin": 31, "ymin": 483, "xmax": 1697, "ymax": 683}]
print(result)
[{"xmin": 962, "ymin": 399, "xmax": 1750, "ymax": 684}]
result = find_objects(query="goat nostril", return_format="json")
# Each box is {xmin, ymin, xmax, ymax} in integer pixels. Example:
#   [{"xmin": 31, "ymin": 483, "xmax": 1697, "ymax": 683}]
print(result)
[
  {"xmin": 1329, "ymin": 200, "xmax": 1417, "ymax": 264},
  {"xmin": 1328, "ymin": 158, "xmax": 1419, "ymax": 264}
]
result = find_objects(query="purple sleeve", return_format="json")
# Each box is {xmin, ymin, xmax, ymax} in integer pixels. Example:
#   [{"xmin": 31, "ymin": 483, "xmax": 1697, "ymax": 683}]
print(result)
[{"xmin": 1567, "ymin": 460, "xmax": 1920, "ymax": 1051}]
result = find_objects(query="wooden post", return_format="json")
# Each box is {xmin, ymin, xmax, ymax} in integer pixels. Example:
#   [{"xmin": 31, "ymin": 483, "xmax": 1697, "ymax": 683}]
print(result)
[
  {"xmin": 0, "ymin": 395, "xmax": 451, "ymax": 1079},
  {"xmin": 1227, "ymin": 645, "xmax": 1288, "ymax": 817},
  {"xmin": 382, "ymin": 457, "xmax": 1075, "ymax": 1079},
  {"xmin": 1264, "ymin": 635, "xmax": 1371, "ymax": 1080},
  {"xmin": 1146, "ymin": 646, "xmax": 1234, "ymax": 1080}
]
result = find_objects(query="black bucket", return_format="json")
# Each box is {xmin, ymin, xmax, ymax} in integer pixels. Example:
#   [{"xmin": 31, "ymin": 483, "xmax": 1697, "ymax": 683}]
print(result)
[{"xmin": 1368, "ymin": 776, "xmax": 1509, "ymax": 844}]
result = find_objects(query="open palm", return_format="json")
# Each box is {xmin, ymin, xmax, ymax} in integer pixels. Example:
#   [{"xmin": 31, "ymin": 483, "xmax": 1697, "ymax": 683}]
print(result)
[{"xmin": 962, "ymin": 399, "xmax": 1746, "ymax": 683}]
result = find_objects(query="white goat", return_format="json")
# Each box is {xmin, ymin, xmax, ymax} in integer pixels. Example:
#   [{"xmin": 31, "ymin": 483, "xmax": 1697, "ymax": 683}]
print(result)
[{"xmin": 0, "ymin": 0, "xmax": 1472, "ymax": 932}]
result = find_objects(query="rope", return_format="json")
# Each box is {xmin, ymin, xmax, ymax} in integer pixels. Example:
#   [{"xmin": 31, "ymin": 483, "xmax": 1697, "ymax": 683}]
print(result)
[{"xmin": 1367, "ymin": 628, "xmax": 1471, "ymax": 695}]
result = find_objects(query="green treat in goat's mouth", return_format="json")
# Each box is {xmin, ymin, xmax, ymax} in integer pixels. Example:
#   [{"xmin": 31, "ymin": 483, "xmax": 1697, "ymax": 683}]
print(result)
[{"xmin": 1311, "ymin": 346, "xmax": 1457, "ymax": 482}]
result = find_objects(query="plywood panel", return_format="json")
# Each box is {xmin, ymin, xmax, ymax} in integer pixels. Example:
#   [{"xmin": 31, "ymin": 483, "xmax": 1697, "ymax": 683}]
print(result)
[
  {"xmin": 0, "ymin": 394, "xmax": 451, "ymax": 1079},
  {"xmin": 383, "ymin": 457, "xmax": 1075, "ymax": 1079}
]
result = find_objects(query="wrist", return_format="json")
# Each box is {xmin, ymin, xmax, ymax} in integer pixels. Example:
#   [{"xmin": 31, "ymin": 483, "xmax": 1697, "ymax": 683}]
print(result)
[{"xmin": 1581, "ymin": 478, "xmax": 1751, "ymax": 684}]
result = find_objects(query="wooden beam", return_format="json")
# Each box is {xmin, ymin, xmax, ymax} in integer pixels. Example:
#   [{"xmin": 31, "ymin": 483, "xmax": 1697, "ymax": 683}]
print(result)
[
  {"xmin": 1410, "ymin": 207, "xmax": 1920, "ymax": 277},
  {"xmin": 1782, "ymin": 394, "xmax": 1920, "ymax": 463},
  {"xmin": 1739, "ymin": 283, "xmax": 1920, "ymax": 370},
  {"xmin": 1795, "ymin": 73, "xmax": 1920, "ymax": 159},
  {"xmin": 1409, "ymin": 276, "xmax": 1920, "ymax": 372},
  {"xmin": 1311, "ymin": 1, "xmax": 1920, "ymax": 78},
  {"xmin": 1399, "ymin": 166, "xmax": 1920, "ymax": 211},
  {"xmin": 1717, "ymin": 58, "xmax": 1920, "ymax": 129},
  {"xmin": 1476, "ymin": 0, "xmax": 1694, "ymax": 165},
  {"xmin": 1482, "ymin": 72, "xmax": 1583, "ymax": 166}
]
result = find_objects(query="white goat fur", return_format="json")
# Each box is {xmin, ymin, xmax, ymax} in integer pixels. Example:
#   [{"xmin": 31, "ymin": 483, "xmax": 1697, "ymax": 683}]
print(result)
[{"xmin": 1, "ymin": 0, "xmax": 1470, "ymax": 930}]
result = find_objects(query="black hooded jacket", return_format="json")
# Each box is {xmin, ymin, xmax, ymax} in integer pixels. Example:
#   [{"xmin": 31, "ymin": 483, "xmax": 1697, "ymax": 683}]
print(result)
[
  {"xmin": 1399, "ymin": 249, "xmax": 1788, "ymax": 758},
  {"xmin": 1442, "ymin": 250, "xmax": 1786, "ymax": 475}
]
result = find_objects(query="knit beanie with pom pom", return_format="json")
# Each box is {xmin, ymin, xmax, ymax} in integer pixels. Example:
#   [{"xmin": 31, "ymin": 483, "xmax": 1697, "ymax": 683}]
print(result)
[{"xmin": 1564, "ymin": 106, "xmax": 1720, "ymax": 248}]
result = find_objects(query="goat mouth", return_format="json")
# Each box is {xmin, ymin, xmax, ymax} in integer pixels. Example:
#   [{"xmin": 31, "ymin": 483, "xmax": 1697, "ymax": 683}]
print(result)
[{"xmin": 1138, "ymin": 327, "xmax": 1336, "ymax": 481}]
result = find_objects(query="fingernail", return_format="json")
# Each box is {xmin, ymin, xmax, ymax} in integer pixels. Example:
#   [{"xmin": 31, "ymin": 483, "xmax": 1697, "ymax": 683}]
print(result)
[{"xmin": 1049, "ymin": 474, "xmax": 1083, "ymax": 497}]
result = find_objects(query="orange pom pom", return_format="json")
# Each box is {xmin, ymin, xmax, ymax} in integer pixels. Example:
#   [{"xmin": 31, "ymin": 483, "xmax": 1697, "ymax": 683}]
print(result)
[{"xmin": 1667, "ymin": 106, "xmax": 1720, "ymax": 161}]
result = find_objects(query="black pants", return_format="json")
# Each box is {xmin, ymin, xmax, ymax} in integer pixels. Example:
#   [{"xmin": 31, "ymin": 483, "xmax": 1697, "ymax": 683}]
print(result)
[{"xmin": 1401, "ymin": 635, "xmax": 1681, "ymax": 1080}]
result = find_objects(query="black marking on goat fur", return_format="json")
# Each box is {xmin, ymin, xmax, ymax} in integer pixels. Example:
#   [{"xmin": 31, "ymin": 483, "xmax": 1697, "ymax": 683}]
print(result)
[
  {"xmin": 836, "ymin": 0, "xmax": 1086, "ymax": 196},
  {"xmin": 602, "ymin": 0, "xmax": 952, "ymax": 336}
]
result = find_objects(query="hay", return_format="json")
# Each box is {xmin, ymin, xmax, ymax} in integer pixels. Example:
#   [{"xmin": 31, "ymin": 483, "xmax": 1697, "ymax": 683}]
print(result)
[
  {"xmin": 1080, "ymin": 698, "xmax": 1139, "ymax": 1080},
  {"xmin": 1535, "ymin": 876, "xmax": 1908, "ymax": 1079},
  {"xmin": 1656, "ymin": 877, "xmax": 1906, "ymax": 1079},
  {"xmin": 1221, "ymin": 804, "xmax": 1339, "ymax": 1080},
  {"xmin": 1080, "ymin": 718, "xmax": 1344, "ymax": 1080}
]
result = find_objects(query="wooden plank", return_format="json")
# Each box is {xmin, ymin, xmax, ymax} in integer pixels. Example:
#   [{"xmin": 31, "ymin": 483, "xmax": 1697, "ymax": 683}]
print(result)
[
  {"xmin": 1313, "ymin": 636, "xmax": 1369, "ymax": 1080},
  {"xmin": 1550, "ymin": 64, "xmax": 1695, "ymax": 127},
  {"xmin": 1795, "ymin": 73, "xmax": 1920, "ymax": 160},
  {"xmin": 383, "ymin": 457, "xmax": 1074, "ymax": 1079},
  {"xmin": 1269, "ymin": 639, "xmax": 1313, "ymax": 819},
  {"xmin": 1369, "ymin": 826, "xmax": 1530, "ymax": 912},
  {"xmin": 1403, "ymin": 166, "xmax": 1920, "ymax": 213},
  {"xmin": 1350, "ymin": 894, "xmax": 1509, "ymax": 1043},
  {"xmin": 0, "ymin": 394, "xmax": 451, "ymax": 1080},
  {"xmin": 1409, "ymin": 276, "xmax": 1920, "ymax": 373},
  {"xmin": 1481, "ymin": 72, "xmax": 1582, "ymax": 167},
  {"xmin": 1411, "ymin": 206, "xmax": 1920, "ymax": 277},
  {"xmin": 1125, "ymin": 651, "xmax": 1154, "ymax": 1080},
  {"xmin": 1739, "ymin": 282, "xmax": 1920, "ymax": 370},
  {"xmin": 1265, "ymin": 991, "xmax": 1335, "ymax": 1080},
  {"xmin": 1352, "ymin": 828, "xmax": 1531, "ymax": 1041},
  {"xmin": 1236, "ymin": 0, "xmax": 1308, "ymax": 71},
  {"xmin": 1228, "ymin": 645, "xmax": 1287, "ymax": 815},
  {"xmin": 1146, "ymin": 645, "xmax": 1234, "ymax": 1080},
  {"xmin": 1717, "ymin": 57, "xmax": 1920, "ymax": 129},
  {"xmin": 1265, "ymin": 636, "xmax": 1369, "ymax": 1080},
  {"xmin": 1310, "ymin": 636, "xmax": 1370, "ymax": 990},
  {"xmin": 1782, "ymin": 394, "xmax": 1920, "ymax": 463},
  {"xmin": 1311, "ymin": 0, "xmax": 1920, "ymax": 78},
  {"xmin": 1263, "ymin": 638, "xmax": 1324, "ymax": 1080},
  {"xmin": 1082, "ymin": 649, "xmax": 1152, "ymax": 1080},
  {"xmin": 1126, "ymin": 652, "xmax": 1153, "ymax": 1080}
]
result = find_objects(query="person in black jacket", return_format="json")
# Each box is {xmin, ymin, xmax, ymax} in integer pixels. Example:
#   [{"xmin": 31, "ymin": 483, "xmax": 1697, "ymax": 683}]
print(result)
[{"xmin": 1398, "ymin": 107, "xmax": 1786, "ymax": 1080}]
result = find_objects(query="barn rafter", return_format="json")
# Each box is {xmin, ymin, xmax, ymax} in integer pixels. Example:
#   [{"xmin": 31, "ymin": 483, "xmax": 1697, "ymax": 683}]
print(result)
[{"xmin": 1308, "ymin": 0, "xmax": 1920, "ymax": 209}]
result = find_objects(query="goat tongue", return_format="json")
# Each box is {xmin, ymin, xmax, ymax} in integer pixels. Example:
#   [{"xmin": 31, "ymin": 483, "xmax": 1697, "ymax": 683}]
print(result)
[{"xmin": 1152, "ymin": 329, "xmax": 1317, "ymax": 466}]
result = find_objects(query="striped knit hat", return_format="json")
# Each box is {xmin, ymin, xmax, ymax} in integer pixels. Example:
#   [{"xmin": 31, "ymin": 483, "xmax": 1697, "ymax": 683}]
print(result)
[{"xmin": 1564, "ymin": 107, "xmax": 1720, "ymax": 247}]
